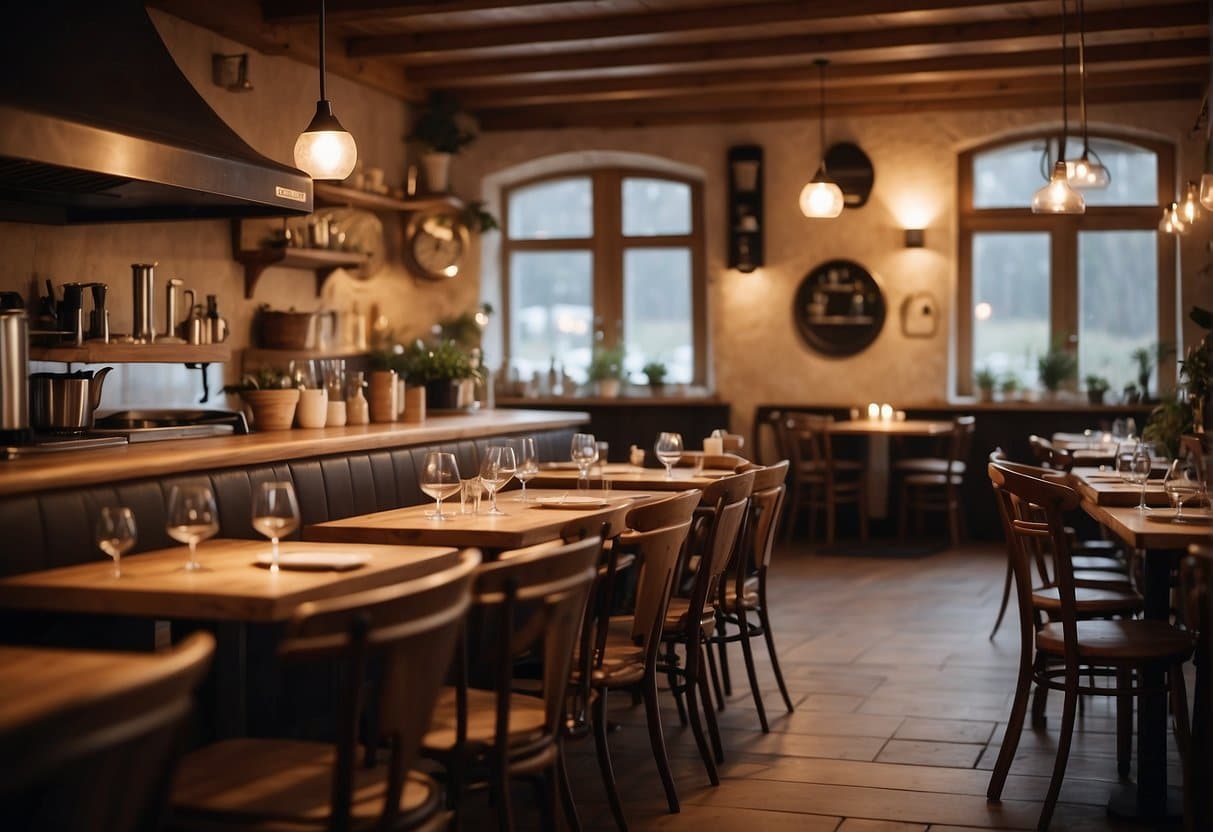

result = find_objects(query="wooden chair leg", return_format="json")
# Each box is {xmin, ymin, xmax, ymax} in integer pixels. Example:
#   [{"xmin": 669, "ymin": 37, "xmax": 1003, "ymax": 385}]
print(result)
[
  {"xmin": 987, "ymin": 634, "xmax": 1035, "ymax": 801},
  {"xmin": 641, "ymin": 673, "xmax": 680, "ymax": 814},
  {"xmin": 1031, "ymin": 654, "xmax": 1050, "ymax": 730},
  {"xmin": 493, "ymin": 761, "xmax": 513, "ymax": 832},
  {"xmin": 757, "ymin": 595, "xmax": 795, "ymax": 714},
  {"xmin": 703, "ymin": 638, "xmax": 725, "ymax": 713},
  {"xmin": 665, "ymin": 647, "xmax": 688, "ymax": 727},
  {"xmin": 535, "ymin": 769, "xmax": 557, "ymax": 832},
  {"xmin": 948, "ymin": 492, "xmax": 962, "ymax": 547},
  {"xmin": 1171, "ymin": 661, "xmax": 1192, "ymax": 777},
  {"xmin": 1038, "ymin": 671, "xmax": 1080, "ymax": 830},
  {"xmin": 681, "ymin": 653, "xmax": 719, "ymax": 785},
  {"xmin": 556, "ymin": 744, "xmax": 582, "ymax": 832},
  {"xmin": 592, "ymin": 689, "xmax": 628, "ymax": 832},
  {"xmin": 737, "ymin": 606, "xmax": 769, "ymax": 733},
  {"xmin": 716, "ymin": 611, "xmax": 733, "ymax": 699},
  {"xmin": 1117, "ymin": 668, "xmax": 1133, "ymax": 778},
  {"xmin": 989, "ymin": 558, "xmax": 1013, "ymax": 641},
  {"xmin": 697, "ymin": 643, "xmax": 725, "ymax": 764}
]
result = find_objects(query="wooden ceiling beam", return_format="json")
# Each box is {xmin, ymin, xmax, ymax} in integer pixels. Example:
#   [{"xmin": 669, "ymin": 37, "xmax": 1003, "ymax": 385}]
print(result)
[
  {"xmin": 345, "ymin": 0, "xmax": 1045, "ymax": 59},
  {"xmin": 449, "ymin": 39, "xmax": 1208, "ymax": 106},
  {"xmin": 262, "ymin": 0, "xmax": 572, "ymax": 24},
  {"xmin": 475, "ymin": 82, "xmax": 1203, "ymax": 130},
  {"xmin": 403, "ymin": 3, "xmax": 1205, "ymax": 80}
]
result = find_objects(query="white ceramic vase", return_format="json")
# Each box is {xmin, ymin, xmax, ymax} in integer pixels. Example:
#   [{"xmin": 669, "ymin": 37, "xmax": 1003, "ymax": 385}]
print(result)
[{"xmin": 421, "ymin": 151, "xmax": 452, "ymax": 193}]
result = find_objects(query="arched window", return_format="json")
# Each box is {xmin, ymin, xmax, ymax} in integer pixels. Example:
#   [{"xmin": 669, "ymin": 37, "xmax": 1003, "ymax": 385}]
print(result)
[
  {"xmin": 957, "ymin": 133, "xmax": 1176, "ymax": 396},
  {"xmin": 501, "ymin": 168, "xmax": 705, "ymax": 385}
]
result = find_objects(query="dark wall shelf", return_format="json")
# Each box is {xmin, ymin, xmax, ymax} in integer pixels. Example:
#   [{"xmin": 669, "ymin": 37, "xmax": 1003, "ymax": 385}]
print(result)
[{"xmin": 727, "ymin": 145, "xmax": 763, "ymax": 273}]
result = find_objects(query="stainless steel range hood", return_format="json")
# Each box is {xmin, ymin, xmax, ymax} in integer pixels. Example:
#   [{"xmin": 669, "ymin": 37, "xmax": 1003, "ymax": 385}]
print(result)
[{"xmin": 0, "ymin": 0, "xmax": 313, "ymax": 224}]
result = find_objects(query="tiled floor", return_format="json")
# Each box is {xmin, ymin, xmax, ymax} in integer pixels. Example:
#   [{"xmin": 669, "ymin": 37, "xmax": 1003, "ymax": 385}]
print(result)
[{"xmin": 516, "ymin": 543, "xmax": 1184, "ymax": 831}]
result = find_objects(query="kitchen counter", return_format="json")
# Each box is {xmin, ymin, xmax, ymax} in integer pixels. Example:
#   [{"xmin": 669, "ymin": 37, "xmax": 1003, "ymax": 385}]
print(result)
[{"xmin": 0, "ymin": 409, "xmax": 587, "ymax": 497}]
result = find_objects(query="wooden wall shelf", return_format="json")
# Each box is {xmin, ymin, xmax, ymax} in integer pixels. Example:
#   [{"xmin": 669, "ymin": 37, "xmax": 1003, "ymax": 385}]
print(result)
[
  {"xmin": 313, "ymin": 182, "xmax": 463, "ymax": 213},
  {"xmin": 234, "ymin": 246, "xmax": 370, "ymax": 299},
  {"xmin": 242, "ymin": 346, "xmax": 369, "ymax": 362},
  {"xmin": 30, "ymin": 341, "xmax": 232, "ymax": 364}
]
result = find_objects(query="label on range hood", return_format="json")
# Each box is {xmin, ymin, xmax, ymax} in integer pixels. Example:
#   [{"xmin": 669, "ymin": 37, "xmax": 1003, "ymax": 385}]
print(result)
[{"xmin": 276, "ymin": 186, "xmax": 308, "ymax": 203}]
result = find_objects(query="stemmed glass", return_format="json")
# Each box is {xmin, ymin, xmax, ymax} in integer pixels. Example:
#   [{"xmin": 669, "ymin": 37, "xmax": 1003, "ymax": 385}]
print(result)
[
  {"xmin": 655, "ymin": 432, "xmax": 683, "ymax": 480},
  {"xmin": 1164, "ymin": 458, "xmax": 1202, "ymax": 523},
  {"xmin": 1129, "ymin": 443, "xmax": 1154, "ymax": 513},
  {"xmin": 515, "ymin": 436, "xmax": 539, "ymax": 502},
  {"xmin": 480, "ymin": 445, "xmax": 516, "ymax": 515},
  {"xmin": 421, "ymin": 452, "xmax": 461, "ymax": 520},
  {"xmin": 571, "ymin": 433, "xmax": 597, "ymax": 492},
  {"xmin": 167, "ymin": 484, "xmax": 219, "ymax": 572},
  {"xmin": 252, "ymin": 481, "xmax": 300, "ymax": 573},
  {"xmin": 96, "ymin": 506, "xmax": 136, "ymax": 578}
]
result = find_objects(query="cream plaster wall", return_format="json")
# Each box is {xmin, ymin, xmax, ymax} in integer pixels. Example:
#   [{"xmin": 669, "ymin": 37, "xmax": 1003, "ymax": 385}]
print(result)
[{"xmin": 459, "ymin": 100, "xmax": 1213, "ymax": 442}]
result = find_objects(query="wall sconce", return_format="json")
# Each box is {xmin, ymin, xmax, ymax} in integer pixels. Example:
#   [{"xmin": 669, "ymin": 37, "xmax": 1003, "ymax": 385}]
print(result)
[
  {"xmin": 211, "ymin": 53, "xmax": 253, "ymax": 93},
  {"xmin": 904, "ymin": 228, "xmax": 925, "ymax": 248}
]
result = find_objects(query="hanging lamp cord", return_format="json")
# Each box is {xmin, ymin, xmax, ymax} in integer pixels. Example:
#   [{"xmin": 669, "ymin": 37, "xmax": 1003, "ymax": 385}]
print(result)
[
  {"xmin": 817, "ymin": 60, "xmax": 828, "ymax": 171},
  {"xmin": 318, "ymin": 0, "xmax": 327, "ymax": 102},
  {"xmin": 1059, "ymin": 0, "xmax": 1069, "ymax": 162},
  {"xmin": 1077, "ymin": 0, "xmax": 1089, "ymax": 153}
]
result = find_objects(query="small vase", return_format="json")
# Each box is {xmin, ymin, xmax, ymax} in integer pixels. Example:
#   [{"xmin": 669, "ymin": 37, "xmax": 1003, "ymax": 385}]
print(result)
[
  {"xmin": 243, "ymin": 389, "xmax": 299, "ymax": 431},
  {"xmin": 405, "ymin": 385, "xmax": 426, "ymax": 423},
  {"xmin": 978, "ymin": 388, "xmax": 994, "ymax": 403},
  {"xmin": 597, "ymin": 378, "xmax": 621, "ymax": 398},
  {"xmin": 421, "ymin": 151, "xmax": 451, "ymax": 193},
  {"xmin": 296, "ymin": 388, "xmax": 328, "ymax": 428},
  {"xmin": 369, "ymin": 370, "xmax": 398, "ymax": 423}
]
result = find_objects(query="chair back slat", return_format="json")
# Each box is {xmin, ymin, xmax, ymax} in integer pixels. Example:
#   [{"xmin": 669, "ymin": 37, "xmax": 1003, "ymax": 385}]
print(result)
[
  {"xmin": 618, "ymin": 519, "xmax": 696, "ymax": 645},
  {"xmin": 948, "ymin": 416, "xmax": 977, "ymax": 478},
  {"xmin": 626, "ymin": 490, "xmax": 701, "ymax": 532}
]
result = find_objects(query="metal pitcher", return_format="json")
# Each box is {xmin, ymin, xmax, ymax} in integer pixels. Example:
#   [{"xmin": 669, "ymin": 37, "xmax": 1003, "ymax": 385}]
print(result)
[{"xmin": 29, "ymin": 366, "xmax": 113, "ymax": 433}]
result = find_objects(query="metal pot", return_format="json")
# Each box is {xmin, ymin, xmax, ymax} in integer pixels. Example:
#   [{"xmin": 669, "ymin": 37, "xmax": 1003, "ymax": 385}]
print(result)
[{"xmin": 29, "ymin": 366, "xmax": 112, "ymax": 433}]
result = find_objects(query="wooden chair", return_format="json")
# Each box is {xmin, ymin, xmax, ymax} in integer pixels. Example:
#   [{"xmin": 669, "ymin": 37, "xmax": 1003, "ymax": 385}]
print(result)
[
  {"xmin": 1181, "ymin": 543, "xmax": 1212, "ymax": 832},
  {"xmin": 708, "ymin": 460, "xmax": 795, "ymax": 733},
  {"xmin": 777, "ymin": 412, "xmax": 866, "ymax": 544},
  {"xmin": 170, "ymin": 551, "xmax": 479, "ymax": 832},
  {"xmin": 421, "ymin": 537, "xmax": 600, "ymax": 832},
  {"xmin": 0, "ymin": 633, "xmax": 214, "ymax": 832},
  {"xmin": 579, "ymin": 491, "xmax": 700, "ymax": 830},
  {"xmin": 897, "ymin": 415, "xmax": 975, "ymax": 546},
  {"xmin": 985, "ymin": 462, "xmax": 1192, "ymax": 830}
]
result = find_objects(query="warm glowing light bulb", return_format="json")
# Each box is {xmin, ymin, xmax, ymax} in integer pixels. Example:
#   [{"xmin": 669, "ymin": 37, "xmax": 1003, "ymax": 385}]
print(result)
[
  {"xmin": 1065, "ymin": 155, "xmax": 1110, "ymax": 190},
  {"xmin": 974, "ymin": 302, "xmax": 993, "ymax": 321},
  {"xmin": 799, "ymin": 172, "xmax": 844, "ymax": 218},
  {"xmin": 1031, "ymin": 161, "xmax": 1085, "ymax": 214},
  {"xmin": 294, "ymin": 101, "xmax": 358, "ymax": 181},
  {"xmin": 1159, "ymin": 202, "xmax": 1187, "ymax": 235},
  {"xmin": 1201, "ymin": 174, "xmax": 1213, "ymax": 211},
  {"xmin": 880, "ymin": 403, "xmax": 893, "ymax": 421},
  {"xmin": 1179, "ymin": 182, "xmax": 1201, "ymax": 225},
  {"xmin": 867, "ymin": 402, "xmax": 879, "ymax": 420}
]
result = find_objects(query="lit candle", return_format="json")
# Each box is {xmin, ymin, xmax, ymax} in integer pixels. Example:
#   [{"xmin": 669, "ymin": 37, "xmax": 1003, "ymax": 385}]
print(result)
[
  {"xmin": 867, "ymin": 402, "xmax": 880, "ymax": 420},
  {"xmin": 895, "ymin": 410, "xmax": 907, "ymax": 422},
  {"xmin": 880, "ymin": 403, "xmax": 893, "ymax": 421}
]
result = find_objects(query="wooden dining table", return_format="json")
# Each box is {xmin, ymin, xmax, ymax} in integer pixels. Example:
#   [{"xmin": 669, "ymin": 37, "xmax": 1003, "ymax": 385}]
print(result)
[
  {"xmin": 1074, "ymin": 470, "xmax": 1212, "ymax": 820},
  {"xmin": 305, "ymin": 488, "xmax": 665, "ymax": 553},
  {"xmin": 1069, "ymin": 466, "xmax": 1170, "ymax": 508},
  {"xmin": 527, "ymin": 462, "xmax": 737, "ymax": 492},
  {"xmin": 827, "ymin": 419, "xmax": 954, "ymax": 517}
]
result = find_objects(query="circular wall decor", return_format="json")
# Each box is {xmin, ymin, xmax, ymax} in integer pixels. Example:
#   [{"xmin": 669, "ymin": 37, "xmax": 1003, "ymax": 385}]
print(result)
[
  {"xmin": 793, "ymin": 259, "xmax": 887, "ymax": 357},
  {"xmin": 824, "ymin": 143, "xmax": 874, "ymax": 208}
]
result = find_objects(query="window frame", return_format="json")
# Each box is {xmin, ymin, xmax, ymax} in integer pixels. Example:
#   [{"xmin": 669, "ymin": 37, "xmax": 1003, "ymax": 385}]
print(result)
[
  {"xmin": 956, "ymin": 132, "xmax": 1176, "ymax": 396},
  {"xmin": 500, "ymin": 167, "xmax": 707, "ymax": 385}
]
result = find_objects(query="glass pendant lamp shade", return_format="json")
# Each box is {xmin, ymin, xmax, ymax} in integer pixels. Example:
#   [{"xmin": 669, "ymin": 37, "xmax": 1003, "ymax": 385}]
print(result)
[
  {"xmin": 1032, "ymin": 161, "xmax": 1085, "ymax": 214},
  {"xmin": 1066, "ymin": 152, "xmax": 1110, "ymax": 189},
  {"xmin": 294, "ymin": 100, "xmax": 358, "ymax": 180},
  {"xmin": 1201, "ymin": 143, "xmax": 1213, "ymax": 210},
  {"xmin": 1159, "ymin": 202, "xmax": 1186, "ymax": 234},
  {"xmin": 800, "ymin": 166, "xmax": 844, "ymax": 218},
  {"xmin": 1179, "ymin": 181, "xmax": 1201, "ymax": 225}
]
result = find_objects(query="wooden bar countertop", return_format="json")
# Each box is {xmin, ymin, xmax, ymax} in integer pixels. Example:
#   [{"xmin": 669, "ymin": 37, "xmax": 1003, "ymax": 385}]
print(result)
[{"xmin": 0, "ymin": 409, "xmax": 587, "ymax": 498}]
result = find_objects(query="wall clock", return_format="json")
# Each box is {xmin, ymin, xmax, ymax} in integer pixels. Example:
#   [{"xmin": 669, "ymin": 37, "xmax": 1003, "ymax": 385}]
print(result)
[
  {"xmin": 404, "ymin": 210, "xmax": 470, "ymax": 281},
  {"xmin": 793, "ymin": 259, "xmax": 886, "ymax": 357}
]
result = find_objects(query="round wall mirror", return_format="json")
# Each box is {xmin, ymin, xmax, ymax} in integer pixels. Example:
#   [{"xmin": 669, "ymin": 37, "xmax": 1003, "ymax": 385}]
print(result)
[
  {"xmin": 793, "ymin": 259, "xmax": 886, "ymax": 357},
  {"xmin": 824, "ymin": 143, "xmax": 874, "ymax": 207}
]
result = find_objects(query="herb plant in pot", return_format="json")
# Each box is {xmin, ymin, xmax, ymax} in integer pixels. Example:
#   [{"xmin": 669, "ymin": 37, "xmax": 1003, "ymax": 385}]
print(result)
[
  {"xmin": 974, "ymin": 367, "xmax": 997, "ymax": 403},
  {"xmin": 222, "ymin": 368, "xmax": 299, "ymax": 431},
  {"xmin": 642, "ymin": 361, "xmax": 668, "ymax": 392},
  {"xmin": 587, "ymin": 345, "xmax": 626, "ymax": 398},
  {"xmin": 1084, "ymin": 374, "xmax": 1110, "ymax": 405},
  {"xmin": 406, "ymin": 92, "xmax": 477, "ymax": 193},
  {"xmin": 1037, "ymin": 342, "xmax": 1077, "ymax": 399},
  {"xmin": 999, "ymin": 376, "xmax": 1020, "ymax": 402},
  {"xmin": 400, "ymin": 339, "xmax": 478, "ymax": 411}
]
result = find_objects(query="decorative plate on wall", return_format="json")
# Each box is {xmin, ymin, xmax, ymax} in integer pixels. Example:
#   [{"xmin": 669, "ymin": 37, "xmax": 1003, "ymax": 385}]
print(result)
[
  {"xmin": 824, "ymin": 143, "xmax": 874, "ymax": 207},
  {"xmin": 793, "ymin": 259, "xmax": 887, "ymax": 357}
]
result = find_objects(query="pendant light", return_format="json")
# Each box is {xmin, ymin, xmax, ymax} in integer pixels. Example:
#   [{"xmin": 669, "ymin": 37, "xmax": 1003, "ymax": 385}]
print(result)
[
  {"xmin": 1065, "ymin": 0, "xmax": 1109, "ymax": 189},
  {"xmin": 1179, "ymin": 181, "xmax": 1202, "ymax": 225},
  {"xmin": 799, "ymin": 59, "xmax": 844, "ymax": 219},
  {"xmin": 1159, "ymin": 202, "xmax": 1187, "ymax": 234},
  {"xmin": 294, "ymin": 0, "xmax": 357, "ymax": 181},
  {"xmin": 1032, "ymin": 0, "xmax": 1084, "ymax": 214}
]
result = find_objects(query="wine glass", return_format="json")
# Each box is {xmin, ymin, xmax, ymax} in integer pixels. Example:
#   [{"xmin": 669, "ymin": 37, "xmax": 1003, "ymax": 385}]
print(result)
[
  {"xmin": 1130, "ymin": 442, "xmax": 1153, "ymax": 513},
  {"xmin": 655, "ymin": 432, "xmax": 683, "ymax": 480},
  {"xmin": 1164, "ymin": 458, "xmax": 1202, "ymax": 523},
  {"xmin": 480, "ymin": 445, "xmax": 516, "ymax": 515},
  {"xmin": 252, "ymin": 481, "xmax": 300, "ymax": 573},
  {"xmin": 571, "ymin": 433, "xmax": 597, "ymax": 492},
  {"xmin": 96, "ymin": 506, "xmax": 136, "ymax": 578},
  {"xmin": 515, "ymin": 436, "xmax": 539, "ymax": 502},
  {"xmin": 167, "ymin": 484, "xmax": 219, "ymax": 572},
  {"xmin": 421, "ymin": 452, "xmax": 461, "ymax": 520}
]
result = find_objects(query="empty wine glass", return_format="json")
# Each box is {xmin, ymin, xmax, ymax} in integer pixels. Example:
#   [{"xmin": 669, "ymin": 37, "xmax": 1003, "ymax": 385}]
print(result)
[
  {"xmin": 480, "ymin": 445, "xmax": 516, "ymax": 515},
  {"xmin": 655, "ymin": 432, "xmax": 683, "ymax": 480},
  {"xmin": 571, "ymin": 433, "xmax": 597, "ymax": 492},
  {"xmin": 421, "ymin": 452, "xmax": 461, "ymax": 520},
  {"xmin": 167, "ymin": 484, "xmax": 219, "ymax": 572},
  {"xmin": 1164, "ymin": 458, "xmax": 1202, "ymax": 523},
  {"xmin": 252, "ymin": 481, "xmax": 300, "ymax": 573},
  {"xmin": 515, "ymin": 436, "xmax": 539, "ymax": 502},
  {"xmin": 1130, "ymin": 443, "xmax": 1153, "ymax": 513},
  {"xmin": 96, "ymin": 506, "xmax": 136, "ymax": 578}
]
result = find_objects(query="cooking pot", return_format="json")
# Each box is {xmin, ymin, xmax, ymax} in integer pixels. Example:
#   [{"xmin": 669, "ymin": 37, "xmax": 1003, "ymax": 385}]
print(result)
[
  {"xmin": 258, "ymin": 309, "xmax": 337, "ymax": 350},
  {"xmin": 29, "ymin": 366, "xmax": 112, "ymax": 433}
]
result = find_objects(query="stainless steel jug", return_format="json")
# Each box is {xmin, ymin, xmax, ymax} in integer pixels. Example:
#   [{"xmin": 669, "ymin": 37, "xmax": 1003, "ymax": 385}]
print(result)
[
  {"xmin": 0, "ymin": 309, "xmax": 29, "ymax": 440},
  {"xmin": 29, "ymin": 366, "xmax": 113, "ymax": 433}
]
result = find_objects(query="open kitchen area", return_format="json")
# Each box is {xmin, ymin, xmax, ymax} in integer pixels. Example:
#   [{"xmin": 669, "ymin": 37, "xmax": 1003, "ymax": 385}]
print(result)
[{"xmin": 2, "ymin": 1, "xmax": 1213, "ymax": 831}]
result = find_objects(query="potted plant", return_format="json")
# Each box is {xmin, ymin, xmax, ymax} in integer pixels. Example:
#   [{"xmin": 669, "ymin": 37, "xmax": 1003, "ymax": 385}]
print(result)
[
  {"xmin": 1037, "ymin": 342, "xmax": 1077, "ymax": 398},
  {"xmin": 1143, "ymin": 397, "xmax": 1193, "ymax": 459},
  {"xmin": 1084, "ymin": 374, "xmax": 1110, "ymax": 405},
  {"xmin": 999, "ymin": 376, "xmax": 1020, "ymax": 402},
  {"xmin": 406, "ymin": 92, "xmax": 477, "ymax": 193},
  {"xmin": 399, "ymin": 338, "xmax": 479, "ymax": 411},
  {"xmin": 222, "ymin": 368, "xmax": 299, "ymax": 431},
  {"xmin": 1182, "ymin": 305, "xmax": 1211, "ymax": 431},
  {"xmin": 974, "ymin": 367, "xmax": 997, "ymax": 403},
  {"xmin": 587, "ymin": 345, "xmax": 626, "ymax": 398},
  {"xmin": 642, "ymin": 361, "xmax": 668, "ymax": 392},
  {"xmin": 1131, "ymin": 342, "xmax": 1176, "ymax": 403}
]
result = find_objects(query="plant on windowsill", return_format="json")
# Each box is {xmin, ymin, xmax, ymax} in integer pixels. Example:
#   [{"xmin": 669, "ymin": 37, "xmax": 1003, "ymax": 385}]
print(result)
[
  {"xmin": 999, "ymin": 376, "xmax": 1020, "ymax": 402},
  {"xmin": 974, "ymin": 367, "xmax": 997, "ymax": 403},
  {"xmin": 1037, "ymin": 341, "xmax": 1077, "ymax": 399},
  {"xmin": 222, "ymin": 368, "xmax": 299, "ymax": 431},
  {"xmin": 642, "ymin": 361, "xmax": 668, "ymax": 393},
  {"xmin": 398, "ymin": 338, "xmax": 480, "ymax": 411},
  {"xmin": 406, "ymin": 91, "xmax": 477, "ymax": 193},
  {"xmin": 1131, "ymin": 342, "xmax": 1176, "ymax": 404},
  {"xmin": 587, "ymin": 345, "xmax": 626, "ymax": 398},
  {"xmin": 1084, "ymin": 374, "xmax": 1110, "ymax": 405}
]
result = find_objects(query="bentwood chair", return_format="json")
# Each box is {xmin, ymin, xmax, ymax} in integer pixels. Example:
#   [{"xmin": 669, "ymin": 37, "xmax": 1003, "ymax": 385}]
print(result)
[
  {"xmin": 897, "ymin": 415, "xmax": 975, "ymax": 546},
  {"xmin": 421, "ymin": 537, "xmax": 599, "ymax": 832},
  {"xmin": 777, "ymin": 412, "xmax": 866, "ymax": 544},
  {"xmin": 578, "ymin": 491, "xmax": 700, "ymax": 830},
  {"xmin": 985, "ymin": 462, "xmax": 1191, "ymax": 830},
  {"xmin": 0, "ymin": 633, "xmax": 213, "ymax": 832},
  {"xmin": 171, "ymin": 550, "xmax": 479, "ymax": 832},
  {"xmin": 707, "ymin": 460, "xmax": 795, "ymax": 733}
]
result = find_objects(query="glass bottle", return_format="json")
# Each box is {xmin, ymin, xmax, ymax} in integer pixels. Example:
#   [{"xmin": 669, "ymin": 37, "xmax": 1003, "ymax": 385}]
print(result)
[{"xmin": 346, "ymin": 371, "xmax": 369, "ymax": 425}]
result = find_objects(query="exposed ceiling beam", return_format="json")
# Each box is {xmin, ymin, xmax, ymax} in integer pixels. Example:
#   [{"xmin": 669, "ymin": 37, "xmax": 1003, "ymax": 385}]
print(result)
[
  {"xmin": 476, "ymin": 82, "xmax": 1202, "ymax": 129},
  {"xmin": 262, "ymin": 0, "xmax": 573, "ymax": 24},
  {"xmin": 450, "ymin": 39, "xmax": 1208, "ymax": 106},
  {"xmin": 402, "ymin": 3, "xmax": 1204, "ymax": 80},
  {"xmin": 346, "ymin": 0, "xmax": 1046, "ymax": 59}
]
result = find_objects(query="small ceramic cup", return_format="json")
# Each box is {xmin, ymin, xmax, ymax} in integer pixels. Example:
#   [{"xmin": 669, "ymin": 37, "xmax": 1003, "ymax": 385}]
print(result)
[
  {"xmin": 296, "ymin": 388, "xmax": 328, "ymax": 429},
  {"xmin": 325, "ymin": 399, "xmax": 347, "ymax": 427}
]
